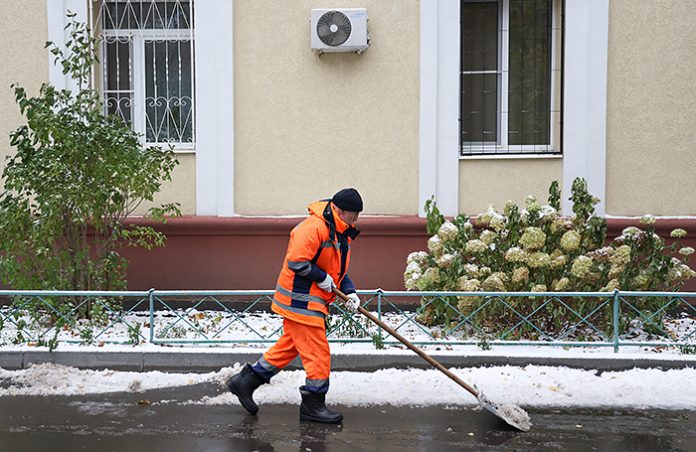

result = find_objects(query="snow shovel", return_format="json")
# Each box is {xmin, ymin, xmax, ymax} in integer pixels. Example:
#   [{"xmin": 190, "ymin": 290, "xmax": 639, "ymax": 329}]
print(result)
[{"xmin": 333, "ymin": 288, "xmax": 531, "ymax": 432}]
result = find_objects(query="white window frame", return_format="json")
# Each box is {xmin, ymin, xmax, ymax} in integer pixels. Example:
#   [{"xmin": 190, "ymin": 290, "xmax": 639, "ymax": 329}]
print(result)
[
  {"xmin": 101, "ymin": 30, "xmax": 195, "ymax": 152},
  {"xmin": 419, "ymin": 0, "xmax": 609, "ymax": 217},
  {"xmin": 99, "ymin": 15, "xmax": 196, "ymax": 152},
  {"xmin": 48, "ymin": 0, "xmax": 236, "ymax": 217},
  {"xmin": 460, "ymin": 0, "xmax": 562, "ymax": 155}
]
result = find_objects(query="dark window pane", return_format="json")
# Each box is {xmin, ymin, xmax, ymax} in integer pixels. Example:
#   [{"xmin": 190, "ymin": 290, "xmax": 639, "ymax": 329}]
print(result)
[
  {"xmin": 508, "ymin": 0, "xmax": 551, "ymax": 145},
  {"xmin": 145, "ymin": 40, "xmax": 194, "ymax": 143},
  {"xmin": 105, "ymin": 41, "xmax": 131, "ymax": 91},
  {"xmin": 461, "ymin": 73, "xmax": 498, "ymax": 142},
  {"xmin": 461, "ymin": 2, "xmax": 498, "ymax": 71}
]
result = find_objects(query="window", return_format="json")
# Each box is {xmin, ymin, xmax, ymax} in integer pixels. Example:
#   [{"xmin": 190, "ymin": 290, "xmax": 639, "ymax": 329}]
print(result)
[
  {"xmin": 460, "ymin": 0, "xmax": 562, "ymax": 156},
  {"xmin": 92, "ymin": 0, "xmax": 195, "ymax": 149}
]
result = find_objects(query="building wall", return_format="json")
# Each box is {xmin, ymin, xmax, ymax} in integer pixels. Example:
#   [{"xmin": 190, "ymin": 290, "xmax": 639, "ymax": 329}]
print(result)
[
  {"xmin": 605, "ymin": 0, "xmax": 696, "ymax": 215},
  {"xmin": 233, "ymin": 0, "xmax": 420, "ymax": 215},
  {"xmin": 133, "ymin": 153, "xmax": 197, "ymax": 216},
  {"xmin": 0, "ymin": 0, "xmax": 48, "ymax": 191},
  {"xmin": 459, "ymin": 159, "xmax": 563, "ymax": 215}
]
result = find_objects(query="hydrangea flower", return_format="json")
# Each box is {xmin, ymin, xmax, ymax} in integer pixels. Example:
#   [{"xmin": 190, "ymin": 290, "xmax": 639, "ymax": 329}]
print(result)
[
  {"xmin": 679, "ymin": 247, "xmax": 695, "ymax": 256},
  {"xmin": 511, "ymin": 267, "xmax": 529, "ymax": 284},
  {"xmin": 465, "ymin": 239, "xmax": 488, "ymax": 254},
  {"xmin": 505, "ymin": 247, "xmax": 526, "ymax": 263},
  {"xmin": 405, "ymin": 261, "xmax": 421, "ymax": 275},
  {"xmin": 489, "ymin": 215, "xmax": 506, "ymax": 232},
  {"xmin": 406, "ymin": 251, "xmax": 428, "ymax": 266},
  {"xmin": 503, "ymin": 200, "xmax": 517, "ymax": 217},
  {"xmin": 640, "ymin": 215, "xmax": 656, "ymax": 225},
  {"xmin": 550, "ymin": 254, "xmax": 568, "ymax": 269},
  {"xmin": 477, "ymin": 211, "xmax": 492, "ymax": 228},
  {"xmin": 527, "ymin": 252, "xmax": 551, "ymax": 268},
  {"xmin": 608, "ymin": 245, "xmax": 630, "ymax": 266},
  {"xmin": 540, "ymin": 205, "xmax": 559, "ymax": 223},
  {"xmin": 427, "ymin": 235, "xmax": 444, "ymax": 257},
  {"xmin": 463, "ymin": 263, "xmax": 479, "ymax": 277},
  {"xmin": 621, "ymin": 226, "xmax": 642, "ymax": 237},
  {"xmin": 457, "ymin": 276, "xmax": 481, "ymax": 292},
  {"xmin": 404, "ymin": 261, "xmax": 423, "ymax": 289},
  {"xmin": 525, "ymin": 195, "xmax": 541, "ymax": 213},
  {"xmin": 570, "ymin": 255, "xmax": 593, "ymax": 278},
  {"xmin": 551, "ymin": 218, "xmax": 571, "ymax": 233},
  {"xmin": 480, "ymin": 230, "xmax": 497, "ymax": 245},
  {"xmin": 519, "ymin": 227, "xmax": 546, "ymax": 250},
  {"xmin": 560, "ymin": 230, "xmax": 581, "ymax": 252},
  {"xmin": 604, "ymin": 263, "xmax": 620, "ymax": 279},
  {"xmin": 404, "ymin": 273, "xmax": 420, "ymax": 290},
  {"xmin": 437, "ymin": 221, "xmax": 458, "ymax": 243},
  {"xmin": 482, "ymin": 274, "xmax": 506, "ymax": 292},
  {"xmin": 416, "ymin": 267, "xmax": 441, "ymax": 290},
  {"xmin": 457, "ymin": 296, "xmax": 480, "ymax": 313},
  {"xmin": 531, "ymin": 284, "xmax": 547, "ymax": 292},
  {"xmin": 670, "ymin": 228, "xmax": 688, "ymax": 238},
  {"xmin": 436, "ymin": 253, "xmax": 456, "ymax": 268},
  {"xmin": 553, "ymin": 277, "xmax": 570, "ymax": 291}
]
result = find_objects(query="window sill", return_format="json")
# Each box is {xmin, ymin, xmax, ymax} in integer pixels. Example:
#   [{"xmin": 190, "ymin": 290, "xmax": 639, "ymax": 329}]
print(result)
[
  {"xmin": 144, "ymin": 143, "xmax": 195, "ymax": 154},
  {"xmin": 459, "ymin": 153, "xmax": 562, "ymax": 161}
]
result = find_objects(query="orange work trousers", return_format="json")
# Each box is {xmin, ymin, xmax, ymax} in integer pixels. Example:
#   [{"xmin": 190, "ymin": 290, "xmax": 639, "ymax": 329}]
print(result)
[{"xmin": 260, "ymin": 317, "xmax": 331, "ymax": 392}]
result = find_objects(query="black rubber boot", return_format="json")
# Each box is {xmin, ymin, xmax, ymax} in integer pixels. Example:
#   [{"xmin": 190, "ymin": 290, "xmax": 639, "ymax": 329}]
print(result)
[
  {"xmin": 227, "ymin": 363, "xmax": 266, "ymax": 415},
  {"xmin": 299, "ymin": 389, "xmax": 344, "ymax": 424}
]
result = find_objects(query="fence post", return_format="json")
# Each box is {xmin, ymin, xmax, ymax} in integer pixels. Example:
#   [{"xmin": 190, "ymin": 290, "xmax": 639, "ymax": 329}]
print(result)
[
  {"xmin": 149, "ymin": 288, "xmax": 155, "ymax": 344},
  {"xmin": 377, "ymin": 289, "xmax": 383, "ymax": 343},
  {"xmin": 612, "ymin": 289, "xmax": 620, "ymax": 353}
]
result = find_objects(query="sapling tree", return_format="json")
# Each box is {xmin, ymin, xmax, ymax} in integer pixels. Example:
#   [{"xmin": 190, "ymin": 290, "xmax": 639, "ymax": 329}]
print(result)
[{"xmin": 0, "ymin": 16, "xmax": 180, "ymax": 321}]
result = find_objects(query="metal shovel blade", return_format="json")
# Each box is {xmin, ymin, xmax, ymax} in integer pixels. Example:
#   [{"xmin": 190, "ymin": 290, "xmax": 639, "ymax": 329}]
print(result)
[{"xmin": 478, "ymin": 392, "xmax": 531, "ymax": 432}]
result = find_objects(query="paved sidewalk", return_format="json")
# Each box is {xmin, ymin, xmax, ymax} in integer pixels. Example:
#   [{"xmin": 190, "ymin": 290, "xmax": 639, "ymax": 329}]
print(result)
[{"xmin": 2, "ymin": 349, "xmax": 696, "ymax": 372}]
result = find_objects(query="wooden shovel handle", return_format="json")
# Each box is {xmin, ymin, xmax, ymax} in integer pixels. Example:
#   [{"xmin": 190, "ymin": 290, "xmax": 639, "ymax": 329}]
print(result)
[{"xmin": 333, "ymin": 288, "xmax": 479, "ymax": 399}]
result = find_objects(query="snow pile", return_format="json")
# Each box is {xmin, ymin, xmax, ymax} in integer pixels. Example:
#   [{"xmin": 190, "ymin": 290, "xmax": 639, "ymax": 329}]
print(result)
[
  {"xmin": 3, "ymin": 363, "xmax": 696, "ymax": 410},
  {"xmin": 0, "ymin": 363, "xmax": 212, "ymax": 396}
]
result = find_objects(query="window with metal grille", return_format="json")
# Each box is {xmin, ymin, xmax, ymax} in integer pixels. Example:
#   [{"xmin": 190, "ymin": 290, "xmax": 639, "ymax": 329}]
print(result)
[
  {"xmin": 460, "ymin": 0, "xmax": 562, "ymax": 156},
  {"xmin": 91, "ymin": 0, "xmax": 195, "ymax": 149}
]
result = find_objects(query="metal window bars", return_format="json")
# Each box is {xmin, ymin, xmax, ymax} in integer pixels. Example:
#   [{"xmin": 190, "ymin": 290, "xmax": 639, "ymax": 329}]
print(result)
[
  {"xmin": 1, "ymin": 289, "xmax": 695, "ymax": 353},
  {"xmin": 460, "ymin": 0, "xmax": 563, "ymax": 156},
  {"xmin": 90, "ymin": 0, "xmax": 195, "ymax": 149}
]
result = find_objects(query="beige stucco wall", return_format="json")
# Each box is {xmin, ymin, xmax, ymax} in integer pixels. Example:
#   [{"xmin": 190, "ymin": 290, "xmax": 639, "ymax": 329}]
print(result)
[
  {"xmin": 233, "ymin": 1, "xmax": 419, "ymax": 215},
  {"xmin": 132, "ymin": 153, "xmax": 196, "ymax": 216},
  {"xmin": 459, "ymin": 159, "xmax": 563, "ymax": 215},
  {"xmin": 606, "ymin": 0, "xmax": 696, "ymax": 215},
  {"xmin": 0, "ymin": 0, "xmax": 48, "ymax": 191}
]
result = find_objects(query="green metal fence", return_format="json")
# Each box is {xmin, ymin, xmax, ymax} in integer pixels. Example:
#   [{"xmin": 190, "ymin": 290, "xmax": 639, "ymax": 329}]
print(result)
[{"xmin": 0, "ymin": 289, "xmax": 695, "ymax": 352}]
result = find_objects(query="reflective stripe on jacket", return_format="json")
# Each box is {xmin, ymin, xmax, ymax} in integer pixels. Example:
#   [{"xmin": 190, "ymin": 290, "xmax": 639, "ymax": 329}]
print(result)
[{"xmin": 272, "ymin": 200, "xmax": 359, "ymax": 327}]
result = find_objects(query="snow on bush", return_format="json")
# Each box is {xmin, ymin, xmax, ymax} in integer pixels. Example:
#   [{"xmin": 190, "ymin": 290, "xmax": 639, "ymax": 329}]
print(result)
[{"xmin": 407, "ymin": 178, "xmax": 696, "ymax": 339}]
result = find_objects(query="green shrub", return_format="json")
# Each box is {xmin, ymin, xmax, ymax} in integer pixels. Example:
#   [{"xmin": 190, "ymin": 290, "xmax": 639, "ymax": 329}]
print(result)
[{"xmin": 406, "ymin": 178, "xmax": 696, "ymax": 338}]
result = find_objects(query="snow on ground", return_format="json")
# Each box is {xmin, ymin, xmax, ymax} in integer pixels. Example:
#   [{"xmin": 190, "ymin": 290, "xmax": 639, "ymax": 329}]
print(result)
[{"xmin": 1, "ymin": 362, "xmax": 696, "ymax": 410}]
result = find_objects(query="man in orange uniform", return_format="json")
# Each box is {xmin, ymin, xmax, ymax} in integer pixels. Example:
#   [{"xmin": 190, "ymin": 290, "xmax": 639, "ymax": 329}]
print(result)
[{"xmin": 227, "ymin": 188, "xmax": 363, "ymax": 424}]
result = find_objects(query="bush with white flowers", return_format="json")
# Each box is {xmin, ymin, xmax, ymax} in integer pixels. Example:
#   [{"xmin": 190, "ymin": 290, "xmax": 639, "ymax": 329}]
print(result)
[{"xmin": 407, "ymin": 178, "xmax": 696, "ymax": 339}]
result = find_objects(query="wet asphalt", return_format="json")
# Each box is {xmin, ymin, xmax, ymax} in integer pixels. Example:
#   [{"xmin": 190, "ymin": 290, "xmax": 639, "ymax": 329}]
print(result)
[{"xmin": 0, "ymin": 382, "xmax": 695, "ymax": 452}]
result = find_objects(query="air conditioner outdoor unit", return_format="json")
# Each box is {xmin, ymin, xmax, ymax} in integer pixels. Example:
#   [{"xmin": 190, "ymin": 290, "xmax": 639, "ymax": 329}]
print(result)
[{"xmin": 310, "ymin": 8, "xmax": 369, "ymax": 54}]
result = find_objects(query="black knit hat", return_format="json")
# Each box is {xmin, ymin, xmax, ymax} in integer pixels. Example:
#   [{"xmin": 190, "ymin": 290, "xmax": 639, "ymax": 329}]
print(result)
[{"xmin": 332, "ymin": 188, "xmax": 363, "ymax": 212}]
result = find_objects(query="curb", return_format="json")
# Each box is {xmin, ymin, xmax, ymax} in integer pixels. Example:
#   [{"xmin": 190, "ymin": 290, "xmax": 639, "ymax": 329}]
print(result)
[{"xmin": 2, "ymin": 350, "xmax": 696, "ymax": 373}]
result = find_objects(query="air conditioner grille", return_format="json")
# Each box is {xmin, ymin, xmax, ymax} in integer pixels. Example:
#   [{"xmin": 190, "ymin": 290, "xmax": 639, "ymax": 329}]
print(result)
[{"xmin": 316, "ymin": 10, "xmax": 352, "ymax": 46}]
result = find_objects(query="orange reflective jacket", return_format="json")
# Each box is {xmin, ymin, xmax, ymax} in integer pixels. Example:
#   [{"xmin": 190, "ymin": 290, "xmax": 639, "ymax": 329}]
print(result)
[{"xmin": 272, "ymin": 200, "xmax": 359, "ymax": 327}]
